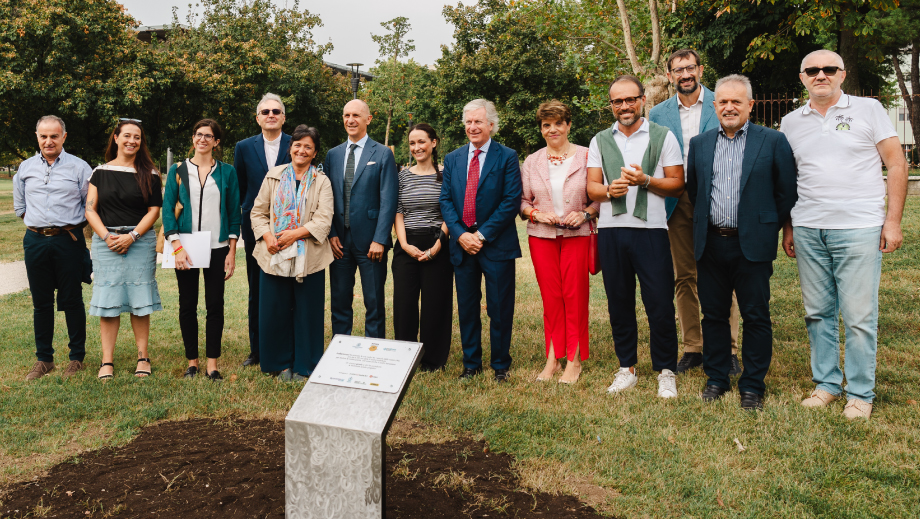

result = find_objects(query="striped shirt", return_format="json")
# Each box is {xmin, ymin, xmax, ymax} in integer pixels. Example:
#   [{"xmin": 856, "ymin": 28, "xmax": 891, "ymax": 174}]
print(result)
[
  {"xmin": 709, "ymin": 120, "xmax": 748, "ymax": 228},
  {"xmin": 396, "ymin": 168, "xmax": 444, "ymax": 230}
]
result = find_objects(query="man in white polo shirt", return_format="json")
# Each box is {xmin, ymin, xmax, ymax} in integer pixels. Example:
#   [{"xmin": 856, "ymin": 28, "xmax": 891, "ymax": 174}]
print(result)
[
  {"xmin": 587, "ymin": 75, "xmax": 685, "ymax": 399},
  {"xmin": 780, "ymin": 49, "xmax": 908, "ymax": 420}
]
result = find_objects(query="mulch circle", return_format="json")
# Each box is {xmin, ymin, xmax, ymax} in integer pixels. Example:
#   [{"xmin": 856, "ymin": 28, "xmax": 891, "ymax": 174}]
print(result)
[{"xmin": 0, "ymin": 418, "xmax": 608, "ymax": 518}]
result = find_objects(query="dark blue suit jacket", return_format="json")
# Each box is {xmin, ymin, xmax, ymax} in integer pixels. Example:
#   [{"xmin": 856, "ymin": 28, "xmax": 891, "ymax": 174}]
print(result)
[
  {"xmin": 686, "ymin": 123, "xmax": 798, "ymax": 263},
  {"xmin": 648, "ymin": 85, "xmax": 720, "ymax": 220},
  {"xmin": 234, "ymin": 132, "xmax": 292, "ymax": 213},
  {"xmin": 439, "ymin": 140, "xmax": 523, "ymax": 267},
  {"xmin": 323, "ymin": 137, "xmax": 398, "ymax": 251}
]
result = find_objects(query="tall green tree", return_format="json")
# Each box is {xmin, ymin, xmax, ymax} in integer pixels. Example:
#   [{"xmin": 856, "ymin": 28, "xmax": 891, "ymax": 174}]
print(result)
[
  {"xmin": 0, "ymin": 0, "xmax": 152, "ymax": 163},
  {"xmin": 366, "ymin": 17, "xmax": 422, "ymax": 148},
  {"xmin": 882, "ymin": 0, "xmax": 920, "ymax": 162},
  {"xmin": 432, "ymin": 0, "xmax": 598, "ymax": 155}
]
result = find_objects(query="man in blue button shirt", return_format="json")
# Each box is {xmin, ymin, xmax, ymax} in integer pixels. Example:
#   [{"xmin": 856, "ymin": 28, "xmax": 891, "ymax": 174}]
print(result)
[{"xmin": 13, "ymin": 115, "xmax": 93, "ymax": 381}]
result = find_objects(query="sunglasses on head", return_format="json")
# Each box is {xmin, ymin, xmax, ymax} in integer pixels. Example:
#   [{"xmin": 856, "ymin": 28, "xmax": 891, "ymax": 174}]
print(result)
[
  {"xmin": 259, "ymin": 108, "xmax": 283, "ymax": 116},
  {"xmin": 803, "ymin": 66, "xmax": 843, "ymax": 77}
]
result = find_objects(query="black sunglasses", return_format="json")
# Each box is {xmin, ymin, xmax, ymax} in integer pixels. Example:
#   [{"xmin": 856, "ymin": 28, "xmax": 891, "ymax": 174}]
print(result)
[
  {"xmin": 803, "ymin": 66, "xmax": 843, "ymax": 77},
  {"xmin": 259, "ymin": 109, "xmax": 284, "ymax": 116}
]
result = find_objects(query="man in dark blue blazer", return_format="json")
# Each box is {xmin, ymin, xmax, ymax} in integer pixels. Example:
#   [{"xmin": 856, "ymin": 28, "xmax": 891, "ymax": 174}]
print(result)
[
  {"xmin": 324, "ymin": 99, "xmax": 398, "ymax": 339},
  {"xmin": 439, "ymin": 99, "xmax": 522, "ymax": 383},
  {"xmin": 234, "ymin": 93, "xmax": 292, "ymax": 367},
  {"xmin": 650, "ymin": 48, "xmax": 743, "ymax": 375},
  {"xmin": 686, "ymin": 75, "xmax": 797, "ymax": 410}
]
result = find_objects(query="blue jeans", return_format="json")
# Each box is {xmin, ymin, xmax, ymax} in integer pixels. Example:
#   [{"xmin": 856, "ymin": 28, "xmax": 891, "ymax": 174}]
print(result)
[{"xmin": 793, "ymin": 226, "xmax": 882, "ymax": 403}]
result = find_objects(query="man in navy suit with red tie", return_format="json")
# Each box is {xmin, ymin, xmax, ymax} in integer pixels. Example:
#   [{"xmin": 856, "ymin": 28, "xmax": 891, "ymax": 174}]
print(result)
[
  {"xmin": 234, "ymin": 93, "xmax": 292, "ymax": 367},
  {"xmin": 439, "ymin": 99, "xmax": 522, "ymax": 383}
]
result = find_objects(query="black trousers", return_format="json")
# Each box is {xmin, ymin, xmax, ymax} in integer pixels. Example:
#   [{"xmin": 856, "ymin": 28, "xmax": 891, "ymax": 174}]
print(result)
[
  {"xmin": 175, "ymin": 246, "xmax": 229, "ymax": 360},
  {"xmin": 242, "ymin": 212, "xmax": 260, "ymax": 359},
  {"xmin": 392, "ymin": 229, "xmax": 454, "ymax": 369},
  {"xmin": 23, "ymin": 230, "xmax": 87, "ymax": 363},
  {"xmin": 697, "ymin": 233, "xmax": 774, "ymax": 395},
  {"xmin": 598, "ymin": 227, "xmax": 678, "ymax": 372}
]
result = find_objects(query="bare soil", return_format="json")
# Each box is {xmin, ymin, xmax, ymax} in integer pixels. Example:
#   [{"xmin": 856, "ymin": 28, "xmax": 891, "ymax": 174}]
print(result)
[{"xmin": 0, "ymin": 418, "xmax": 610, "ymax": 518}]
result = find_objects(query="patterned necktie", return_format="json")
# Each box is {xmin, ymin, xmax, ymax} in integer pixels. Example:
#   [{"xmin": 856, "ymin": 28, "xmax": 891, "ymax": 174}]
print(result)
[
  {"xmin": 462, "ymin": 149, "xmax": 481, "ymax": 227},
  {"xmin": 343, "ymin": 143, "xmax": 358, "ymax": 228}
]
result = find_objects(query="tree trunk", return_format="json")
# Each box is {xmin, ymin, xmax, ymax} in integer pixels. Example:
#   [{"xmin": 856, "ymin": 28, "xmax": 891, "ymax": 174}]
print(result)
[
  {"xmin": 837, "ymin": 14, "xmax": 861, "ymax": 94},
  {"xmin": 615, "ymin": 0, "xmax": 642, "ymax": 75},
  {"xmin": 384, "ymin": 109, "xmax": 392, "ymax": 147}
]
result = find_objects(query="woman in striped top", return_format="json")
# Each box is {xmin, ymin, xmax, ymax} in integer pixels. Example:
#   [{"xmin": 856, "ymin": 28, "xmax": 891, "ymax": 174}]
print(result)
[{"xmin": 392, "ymin": 123, "xmax": 453, "ymax": 372}]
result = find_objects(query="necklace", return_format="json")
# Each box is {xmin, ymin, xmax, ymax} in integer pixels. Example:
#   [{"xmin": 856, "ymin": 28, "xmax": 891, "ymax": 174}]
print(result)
[{"xmin": 547, "ymin": 144, "xmax": 571, "ymax": 166}]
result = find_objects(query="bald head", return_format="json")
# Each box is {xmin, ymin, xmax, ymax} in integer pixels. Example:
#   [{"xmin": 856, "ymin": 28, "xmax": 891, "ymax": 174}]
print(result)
[
  {"xmin": 343, "ymin": 99, "xmax": 372, "ymax": 141},
  {"xmin": 800, "ymin": 50, "xmax": 845, "ymax": 72}
]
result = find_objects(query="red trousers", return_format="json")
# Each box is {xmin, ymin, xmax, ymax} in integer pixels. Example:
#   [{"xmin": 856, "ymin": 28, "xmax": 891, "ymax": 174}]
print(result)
[{"xmin": 528, "ymin": 235, "xmax": 590, "ymax": 362}]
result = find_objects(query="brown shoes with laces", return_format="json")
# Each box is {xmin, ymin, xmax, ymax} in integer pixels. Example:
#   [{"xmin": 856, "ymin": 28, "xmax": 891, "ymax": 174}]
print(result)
[
  {"xmin": 62, "ymin": 360, "xmax": 85, "ymax": 379},
  {"xmin": 25, "ymin": 361, "xmax": 55, "ymax": 381}
]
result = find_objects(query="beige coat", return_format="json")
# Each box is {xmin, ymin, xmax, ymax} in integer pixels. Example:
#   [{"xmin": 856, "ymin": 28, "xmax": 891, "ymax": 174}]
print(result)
[{"xmin": 250, "ymin": 164, "xmax": 334, "ymax": 281}]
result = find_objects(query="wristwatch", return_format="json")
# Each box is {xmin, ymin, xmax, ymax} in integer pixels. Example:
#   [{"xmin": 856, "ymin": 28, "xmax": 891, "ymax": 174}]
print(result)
[
  {"xmin": 130, "ymin": 230, "xmax": 141, "ymax": 241},
  {"xmin": 476, "ymin": 231, "xmax": 486, "ymax": 243},
  {"xmin": 582, "ymin": 210, "xmax": 591, "ymax": 222}
]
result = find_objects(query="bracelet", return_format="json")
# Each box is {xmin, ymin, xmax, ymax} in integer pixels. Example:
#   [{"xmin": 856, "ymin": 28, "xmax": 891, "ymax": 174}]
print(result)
[
  {"xmin": 172, "ymin": 245, "xmax": 184, "ymax": 256},
  {"xmin": 426, "ymin": 249, "xmax": 432, "ymax": 260},
  {"xmin": 530, "ymin": 210, "xmax": 538, "ymax": 223},
  {"xmin": 102, "ymin": 232, "xmax": 112, "ymax": 241},
  {"xmin": 129, "ymin": 230, "xmax": 139, "ymax": 242},
  {"xmin": 643, "ymin": 175, "xmax": 652, "ymax": 189}
]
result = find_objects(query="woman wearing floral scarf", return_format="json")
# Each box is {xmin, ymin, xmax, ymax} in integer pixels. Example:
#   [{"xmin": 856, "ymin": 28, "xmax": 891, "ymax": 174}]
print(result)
[{"xmin": 250, "ymin": 125, "xmax": 334, "ymax": 381}]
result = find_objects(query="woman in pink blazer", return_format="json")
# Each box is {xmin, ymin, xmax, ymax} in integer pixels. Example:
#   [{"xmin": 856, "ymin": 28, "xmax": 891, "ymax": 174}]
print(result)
[{"xmin": 521, "ymin": 100, "xmax": 600, "ymax": 384}]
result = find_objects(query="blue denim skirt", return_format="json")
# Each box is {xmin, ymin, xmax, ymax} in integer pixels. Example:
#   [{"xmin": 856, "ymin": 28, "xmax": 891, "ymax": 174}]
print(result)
[{"xmin": 89, "ymin": 231, "xmax": 163, "ymax": 317}]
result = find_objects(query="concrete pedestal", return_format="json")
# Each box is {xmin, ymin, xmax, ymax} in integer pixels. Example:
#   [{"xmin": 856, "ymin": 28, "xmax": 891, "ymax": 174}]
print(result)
[{"xmin": 284, "ymin": 336, "xmax": 422, "ymax": 518}]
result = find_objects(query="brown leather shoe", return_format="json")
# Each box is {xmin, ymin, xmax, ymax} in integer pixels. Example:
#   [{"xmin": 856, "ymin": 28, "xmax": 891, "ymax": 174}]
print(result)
[
  {"xmin": 25, "ymin": 361, "xmax": 55, "ymax": 381},
  {"xmin": 62, "ymin": 360, "xmax": 85, "ymax": 379}
]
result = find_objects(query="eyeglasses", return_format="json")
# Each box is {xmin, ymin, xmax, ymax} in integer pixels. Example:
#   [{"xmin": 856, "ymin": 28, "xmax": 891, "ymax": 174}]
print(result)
[
  {"xmin": 671, "ymin": 64, "xmax": 698, "ymax": 76},
  {"xmin": 802, "ymin": 66, "xmax": 843, "ymax": 77},
  {"xmin": 43, "ymin": 164, "xmax": 51, "ymax": 185},
  {"xmin": 194, "ymin": 132, "xmax": 216, "ymax": 142},
  {"xmin": 609, "ymin": 97, "xmax": 641, "ymax": 108},
  {"xmin": 259, "ymin": 109, "xmax": 284, "ymax": 116}
]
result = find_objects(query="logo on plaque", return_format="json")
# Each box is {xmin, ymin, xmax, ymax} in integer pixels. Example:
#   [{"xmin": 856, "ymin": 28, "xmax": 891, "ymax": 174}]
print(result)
[{"xmin": 369, "ymin": 345, "xmax": 378, "ymax": 351}]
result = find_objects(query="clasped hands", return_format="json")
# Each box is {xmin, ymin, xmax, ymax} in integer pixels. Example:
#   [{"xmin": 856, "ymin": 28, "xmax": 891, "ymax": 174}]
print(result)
[
  {"xmin": 263, "ymin": 228, "xmax": 309, "ymax": 255},
  {"xmin": 607, "ymin": 163, "xmax": 648, "ymax": 199},
  {"xmin": 403, "ymin": 239, "xmax": 442, "ymax": 262},
  {"xmin": 105, "ymin": 233, "xmax": 134, "ymax": 255},
  {"xmin": 531, "ymin": 210, "xmax": 588, "ymax": 228}
]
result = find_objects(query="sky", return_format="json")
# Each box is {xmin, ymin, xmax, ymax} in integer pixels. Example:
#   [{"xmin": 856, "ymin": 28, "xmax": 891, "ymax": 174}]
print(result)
[{"xmin": 118, "ymin": 0, "xmax": 477, "ymax": 68}]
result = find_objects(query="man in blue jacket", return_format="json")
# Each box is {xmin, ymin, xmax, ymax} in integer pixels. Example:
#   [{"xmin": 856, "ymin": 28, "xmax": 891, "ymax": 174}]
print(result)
[
  {"xmin": 234, "ymin": 93, "xmax": 292, "ymax": 367},
  {"xmin": 324, "ymin": 99, "xmax": 398, "ymax": 339},
  {"xmin": 439, "ymin": 99, "xmax": 522, "ymax": 383},
  {"xmin": 649, "ymin": 49, "xmax": 741, "ymax": 375},
  {"xmin": 686, "ymin": 75, "xmax": 797, "ymax": 410}
]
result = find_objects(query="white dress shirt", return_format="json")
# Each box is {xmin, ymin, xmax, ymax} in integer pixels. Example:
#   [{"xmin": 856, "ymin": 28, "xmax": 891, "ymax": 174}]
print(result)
[
  {"xmin": 677, "ymin": 92, "xmax": 704, "ymax": 174},
  {"xmin": 264, "ymin": 134, "xmax": 282, "ymax": 171}
]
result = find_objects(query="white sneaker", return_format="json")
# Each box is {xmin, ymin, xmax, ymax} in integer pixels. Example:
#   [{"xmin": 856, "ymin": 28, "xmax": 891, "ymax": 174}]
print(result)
[
  {"xmin": 657, "ymin": 369, "xmax": 678, "ymax": 399},
  {"xmin": 606, "ymin": 367, "xmax": 638, "ymax": 394}
]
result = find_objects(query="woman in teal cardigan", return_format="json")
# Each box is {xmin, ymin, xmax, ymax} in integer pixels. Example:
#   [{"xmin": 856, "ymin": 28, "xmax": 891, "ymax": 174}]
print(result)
[{"xmin": 162, "ymin": 119, "xmax": 241, "ymax": 380}]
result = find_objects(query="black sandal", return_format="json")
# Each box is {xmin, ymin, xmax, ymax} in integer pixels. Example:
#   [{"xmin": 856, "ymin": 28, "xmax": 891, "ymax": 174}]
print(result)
[
  {"xmin": 135, "ymin": 358, "xmax": 152, "ymax": 377},
  {"xmin": 98, "ymin": 362, "xmax": 114, "ymax": 380}
]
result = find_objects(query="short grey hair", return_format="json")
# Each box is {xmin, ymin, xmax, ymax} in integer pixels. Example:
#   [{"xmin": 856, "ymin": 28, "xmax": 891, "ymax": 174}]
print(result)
[
  {"xmin": 800, "ymin": 50, "xmax": 845, "ymax": 73},
  {"xmin": 256, "ymin": 92, "xmax": 285, "ymax": 114},
  {"xmin": 462, "ymin": 99, "xmax": 500, "ymax": 136},
  {"xmin": 715, "ymin": 74, "xmax": 753, "ymax": 100},
  {"xmin": 35, "ymin": 115, "xmax": 66, "ymax": 134}
]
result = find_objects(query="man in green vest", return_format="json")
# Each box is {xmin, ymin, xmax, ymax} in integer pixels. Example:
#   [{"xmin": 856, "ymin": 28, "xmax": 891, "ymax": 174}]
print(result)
[{"xmin": 586, "ymin": 75, "xmax": 686, "ymax": 398}]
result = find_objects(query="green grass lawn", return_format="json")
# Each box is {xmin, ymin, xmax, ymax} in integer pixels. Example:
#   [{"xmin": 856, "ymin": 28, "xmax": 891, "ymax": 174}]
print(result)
[
  {"xmin": 1, "ymin": 201, "xmax": 919, "ymax": 517},
  {"xmin": 0, "ymin": 178, "xmax": 14, "ymax": 213}
]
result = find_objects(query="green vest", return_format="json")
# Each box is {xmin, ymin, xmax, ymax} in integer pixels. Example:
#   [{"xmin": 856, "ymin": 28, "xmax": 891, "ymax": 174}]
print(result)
[{"xmin": 595, "ymin": 121, "xmax": 669, "ymax": 221}]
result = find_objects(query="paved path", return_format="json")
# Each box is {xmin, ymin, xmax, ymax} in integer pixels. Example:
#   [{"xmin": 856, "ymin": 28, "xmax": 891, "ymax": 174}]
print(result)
[{"xmin": 0, "ymin": 261, "xmax": 29, "ymax": 297}]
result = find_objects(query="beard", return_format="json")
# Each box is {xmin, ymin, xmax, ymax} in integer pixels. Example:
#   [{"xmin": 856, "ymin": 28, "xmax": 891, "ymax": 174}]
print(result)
[
  {"xmin": 617, "ymin": 110, "xmax": 640, "ymax": 127},
  {"xmin": 676, "ymin": 77, "xmax": 699, "ymax": 96}
]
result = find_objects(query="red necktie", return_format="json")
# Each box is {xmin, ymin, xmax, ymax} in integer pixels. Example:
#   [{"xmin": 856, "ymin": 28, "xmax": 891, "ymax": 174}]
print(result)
[{"xmin": 462, "ymin": 149, "xmax": 481, "ymax": 227}]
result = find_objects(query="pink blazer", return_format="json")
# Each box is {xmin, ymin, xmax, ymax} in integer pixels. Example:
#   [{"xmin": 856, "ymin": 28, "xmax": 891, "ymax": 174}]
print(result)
[{"xmin": 521, "ymin": 145, "xmax": 600, "ymax": 238}]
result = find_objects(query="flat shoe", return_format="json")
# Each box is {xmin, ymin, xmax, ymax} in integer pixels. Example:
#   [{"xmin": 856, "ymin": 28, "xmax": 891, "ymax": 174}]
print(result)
[
  {"xmin": 98, "ymin": 362, "xmax": 114, "ymax": 380},
  {"xmin": 135, "ymin": 357, "xmax": 152, "ymax": 377}
]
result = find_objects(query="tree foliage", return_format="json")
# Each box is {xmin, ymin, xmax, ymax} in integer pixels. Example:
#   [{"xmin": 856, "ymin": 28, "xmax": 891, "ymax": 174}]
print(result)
[
  {"xmin": 370, "ymin": 16, "xmax": 415, "ymax": 62},
  {"xmin": 0, "ymin": 0, "xmax": 351, "ymax": 167},
  {"xmin": 429, "ymin": 0, "xmax": 601, "ymax": 155}
]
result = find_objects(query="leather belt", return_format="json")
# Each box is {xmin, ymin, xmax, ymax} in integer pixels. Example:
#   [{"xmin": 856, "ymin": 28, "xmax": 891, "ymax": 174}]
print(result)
[
  {"xmin": 708, "ymin": 225, "xmax": 738, "ymax": 237},
  {"xmin": 27, "ymin": 223, "xmax": 85, "ymax": 241}
]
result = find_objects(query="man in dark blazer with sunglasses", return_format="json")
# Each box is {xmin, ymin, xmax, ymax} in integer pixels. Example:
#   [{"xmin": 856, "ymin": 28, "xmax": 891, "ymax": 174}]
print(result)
[
  {"xmin": 686, "ymin": 74, "xmax": 797, "ymax": 411},
  {"xmin": 234, "ymin": 93, "xmax": 292, "ymax": 367}
]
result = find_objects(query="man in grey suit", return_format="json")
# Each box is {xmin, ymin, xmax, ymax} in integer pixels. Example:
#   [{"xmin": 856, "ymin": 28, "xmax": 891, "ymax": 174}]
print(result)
[
  {"xmin": 324, "ymin": 99, "xmax": 398, "ymax": 339},
  {"xmin": 649, "ymin": 49, "xmax": 741, "ymax": 375}
]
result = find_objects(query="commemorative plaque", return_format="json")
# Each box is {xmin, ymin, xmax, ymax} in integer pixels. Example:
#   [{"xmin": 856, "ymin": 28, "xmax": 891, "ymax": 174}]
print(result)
[{"xmin": 284, "ymin": 335, "xmax": 423, "ymax": 519}]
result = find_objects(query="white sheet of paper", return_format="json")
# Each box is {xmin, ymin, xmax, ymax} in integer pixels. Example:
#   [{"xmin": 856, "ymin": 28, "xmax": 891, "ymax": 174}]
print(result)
[
  {"xmin": 162, "ymin": 232, "xmax": 212, "ymax": 269},
  {"xmin": 310, "ymin": 335, "xmax": 421, "ymax": 394}
]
